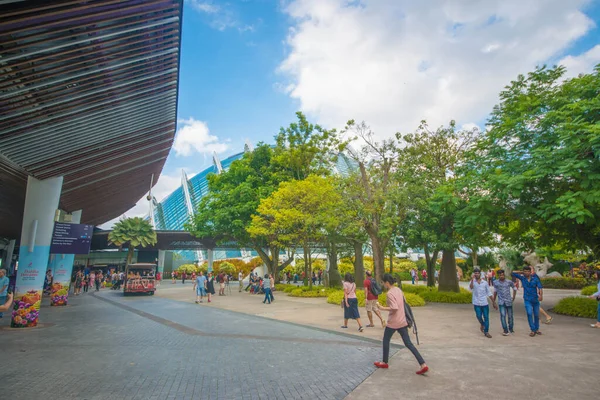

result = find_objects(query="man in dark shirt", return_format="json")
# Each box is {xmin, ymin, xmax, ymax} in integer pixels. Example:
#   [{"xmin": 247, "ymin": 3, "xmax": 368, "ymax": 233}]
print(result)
[{"xmin": 512, "ymin": 266, "xmax": 544, "ymax": 337}]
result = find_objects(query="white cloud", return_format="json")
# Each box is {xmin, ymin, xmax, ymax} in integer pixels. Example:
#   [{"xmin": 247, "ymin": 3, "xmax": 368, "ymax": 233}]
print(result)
[
  {"xmin": 188, "ymin": 0, "xmax": 219, "ymax": 14},
  {"xmin": 173, "ymin": 118, "xmax": 229, "ymax": 157},
  {"xmin": 559, "ymin": 44, "xmax": 600, "ymax": 78},
  {"xmin": 278, "ymin": 0, "xmax": 596, "ymax": 137}
]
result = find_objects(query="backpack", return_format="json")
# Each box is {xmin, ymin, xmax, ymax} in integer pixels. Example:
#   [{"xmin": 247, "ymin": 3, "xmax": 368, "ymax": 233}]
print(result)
[
  {"xmin": 403, "ymin": 296, "xmax": 420, "ymax": 345},
  {"xmin": 369, "ymin": 278, "xmax": 383, "ymax": 296}
]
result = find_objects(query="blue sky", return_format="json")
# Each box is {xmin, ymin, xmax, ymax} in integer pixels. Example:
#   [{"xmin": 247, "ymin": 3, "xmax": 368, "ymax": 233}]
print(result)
[{"xmin": 106, "ymin": 0, "xmax": 600, "ymax": 225}]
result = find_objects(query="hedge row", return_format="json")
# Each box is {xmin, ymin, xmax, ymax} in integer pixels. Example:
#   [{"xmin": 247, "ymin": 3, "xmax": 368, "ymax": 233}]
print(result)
[
  {"xmin": 325, "ymin": 289, "xmax": 425, "ymax": 307},
  {"xmin": 580, "ymin": 285, "xmax": 598, "ymax": 296},
  {"xmin": 287, "ymin": 287, "xmax": 336, "ymax": 298},
  {"xmin": 401, "ymin": 285, "xmax": 472, "ymax": 304},
  {"xmin": 553, "ymin": 297, "xmax": 598, "ymax": 319},
  {"xmin": 540, "ymin": 277, "xmax": 590, "ymax": 289}
]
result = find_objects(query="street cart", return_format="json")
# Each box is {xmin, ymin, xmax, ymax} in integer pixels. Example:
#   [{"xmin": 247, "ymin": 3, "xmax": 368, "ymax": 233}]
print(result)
[{"xmin": 124, "ymin": 263, "xmax": 157, "ymax": 296}]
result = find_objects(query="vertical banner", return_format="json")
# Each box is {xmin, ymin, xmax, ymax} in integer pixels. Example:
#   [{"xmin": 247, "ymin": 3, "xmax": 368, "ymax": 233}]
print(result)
[
  {"xmin": 11, "ymin": 247, "xmax": 49, "ymax": 327},
  {"xmin": 12, "ymin": 176, "xmax": 62, "ymax": 328},
  {"xmin": 49, "ymin": 254, "xmax": 75, "ymax": 306}
]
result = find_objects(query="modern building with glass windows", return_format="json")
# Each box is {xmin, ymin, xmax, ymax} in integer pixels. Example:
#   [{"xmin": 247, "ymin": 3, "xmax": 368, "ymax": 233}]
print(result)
[{"xmin": 149, "ymin": 147, "xmax": 357, "ymax": 261}]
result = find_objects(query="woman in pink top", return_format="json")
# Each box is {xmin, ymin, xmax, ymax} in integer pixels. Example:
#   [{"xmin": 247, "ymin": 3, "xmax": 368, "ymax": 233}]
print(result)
[
  {"xmin": 375, "ymin": 274, "xmax": 428, "ymax": 374},
  {"xmin": 341, "ymin": 273, "xmax": 364, "ymax": 332}
]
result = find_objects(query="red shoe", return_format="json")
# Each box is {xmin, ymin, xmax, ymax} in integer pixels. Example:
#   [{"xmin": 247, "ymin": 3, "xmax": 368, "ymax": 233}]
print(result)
[
  {"xmin": 374, "ymin": 362, "xmax": 389, "ymax": 369},
  {"xmin": 416, "ymin": 365, "xmax": 429, "ymax": 375}
]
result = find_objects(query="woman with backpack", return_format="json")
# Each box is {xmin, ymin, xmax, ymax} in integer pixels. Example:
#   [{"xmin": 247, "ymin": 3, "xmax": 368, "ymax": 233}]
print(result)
[
  {"xmin": 341, "ymin": 273, "xmax": 364, "ymax": 332},
  {"xmin": 375, "ymin": 274, "xmax": 428, "ymax": 375}
]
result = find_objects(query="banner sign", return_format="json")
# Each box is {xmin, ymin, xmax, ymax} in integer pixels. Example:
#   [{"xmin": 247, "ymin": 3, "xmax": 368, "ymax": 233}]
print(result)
[{"xmin": 50, "ymin": 222, "xmax": 93, "ymax": 254}]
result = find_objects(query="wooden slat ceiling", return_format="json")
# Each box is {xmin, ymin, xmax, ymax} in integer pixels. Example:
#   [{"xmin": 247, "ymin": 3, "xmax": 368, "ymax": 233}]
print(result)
[{"xmin": 0, "ymin": 0, "xmax": 183, "ymax": 238}]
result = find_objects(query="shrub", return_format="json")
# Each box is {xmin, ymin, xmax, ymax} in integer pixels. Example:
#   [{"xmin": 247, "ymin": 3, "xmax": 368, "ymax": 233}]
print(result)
[
  {"xmin": 581, "ymin": 285, "xmax": 598, "ymax": 296},
  {"xmin": 540, "ymin": 277, "xmax": 589, "ymax": 289},
  {"xmin": 326, "ymin": 288, "xmax": 425, "ymax": 307},
  {"xmin": 274, "ymin": 283, "xmax": 295, "ymax": 292},
  {"xmin": 288, "ymin": 287, "xmax": 331, "ymax": 298},
  {"xmin": 401, "ymin": 284, "xmax": 472, "ymax": 304},
  {"xmin": 393, "ymin": 272, "xmax": 412, "ymax": 283},
  {"xmin": 553, "ymin": 297, "xmax": 598, "ymax": 319},
  {"xmin": 394, "ymin": 259, "xmax": 417, "ymax": 272}
]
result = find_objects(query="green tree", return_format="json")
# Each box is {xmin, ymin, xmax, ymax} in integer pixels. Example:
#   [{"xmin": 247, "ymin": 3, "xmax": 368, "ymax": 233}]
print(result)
[
  {"xmin": 341, "ymin": 121, "xmax": 406, "ymax": 282},
  {"xmin": 248, "ymin": 175, "xmax": 343, "ymax": 288},
  {"xmin": 465, "ymin": 65, "xmax": 600, "ymax": 256},
  {"xmin": 108, "ymin": 217, "xmax": 157, "ymax": 267},
  {"xmin": 397, "ymin": 121, "xmax": 480, "ymax": 291},
  {"xmin": 186, "ymin": 144, "xmax": 293, "ymax": 279}
]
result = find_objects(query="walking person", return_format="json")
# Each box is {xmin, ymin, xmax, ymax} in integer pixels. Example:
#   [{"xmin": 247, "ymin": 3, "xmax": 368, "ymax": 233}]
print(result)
[
  {"xmin": 182, "ymin": 272, "xmax": 187, "ymax": 285},
  {"xmin": 374, "ymin": 274, "xmax": 429, "ymax": 374},
  {"xmin": 74, "ymin": 271, "xmax": 83, "ymax": 296},
  {"xmin": 218, "ymin": 273, "xmax": 226, "ymax": 296},
  {"xmin": 410, "ymin": 268, "xmax": 416, "ymax": 285},
  {"xmin": 269, "ymin": 274, "xmax": 275, "ymax": 302},
  {"xmin": 262, "ymin": 274, "xmax": 272, "ymax": 304},
  {"xmin": 469, "ymin": 268, "xmax": 496, "ymax": 338},
  {"xmin": 511, "ymin": 266, "xmax": 544, "ymax": 337},
  {"xmin": 206, "ymin": 272, "xmax": 215, "ymax": 303},
  {"xmin": 364, "ymin": 271, "xmax": 385, "ymax": 328},
  {"xmin": 421, "ymin": 268, "xmax": 427, "ymax": 283},
  {"xmin": 341, "ymin": 273, "xmax": 364, "ymax": 332},
  {"xmin": 238, "ymin": 271, "xmax": 244, "ymax": 292},
  {"xmin": 0, "ymin": 269, "xmax": 8, "ymax": 318},
  {"xmin": 589, "ymin": 271, "xmax": 600, "ymax": 329},
  {"xmin": 193, "ymin": 271, "xmax": 207, "ymax": 303},
  {"xmin": 493, "ymin": 270, "xmax": 517, "ymax": 336}
]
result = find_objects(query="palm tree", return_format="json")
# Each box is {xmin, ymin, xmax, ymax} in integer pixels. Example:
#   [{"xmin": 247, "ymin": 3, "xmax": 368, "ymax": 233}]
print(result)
[{"xmin": 108, "ymin": 217, "xmax": 157, "ymax": 267}]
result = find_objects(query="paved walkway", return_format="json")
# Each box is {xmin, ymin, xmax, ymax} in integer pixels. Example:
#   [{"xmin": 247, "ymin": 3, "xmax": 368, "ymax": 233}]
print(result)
[
  {"xmin": 158, "ymin": 282, "xmax": 598, "ymax": 400},
  {"xmin": 0, "ymin": 289, "xmax": 388, "ymax": 400}
]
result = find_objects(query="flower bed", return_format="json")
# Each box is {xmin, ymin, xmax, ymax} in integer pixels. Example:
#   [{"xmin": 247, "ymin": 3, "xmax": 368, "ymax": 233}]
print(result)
[
  {"xmin": 401, "ymin": 285, "xmax": 472, "ymax": 304},
  {"xmin": 325, "ymin": 289, "xmax": 425, "ymax": 307}
]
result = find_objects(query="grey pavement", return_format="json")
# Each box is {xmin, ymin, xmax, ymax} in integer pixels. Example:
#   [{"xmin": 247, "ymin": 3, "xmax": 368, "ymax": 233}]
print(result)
[{"xmin": 0, "ymin": 290, "xmax": 388, "ymax": 400}]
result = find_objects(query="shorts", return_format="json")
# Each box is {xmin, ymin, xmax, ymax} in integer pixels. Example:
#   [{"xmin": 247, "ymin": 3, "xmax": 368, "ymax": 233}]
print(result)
[
  {"xmin": 196, "ymin": 287, "xmax": 206, "ymax": 296},
  {"xmin": 219, "ymin": 282, "xmax": 225, "ymax": 289},
  {"xmin": 365, "ymin": 299, "xmax": 379, "ymax": 312}
]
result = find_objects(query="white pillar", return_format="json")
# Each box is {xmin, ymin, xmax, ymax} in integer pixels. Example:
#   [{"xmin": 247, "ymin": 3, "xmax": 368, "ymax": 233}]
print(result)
[
  {"xmin": 12, "ymin": 176, "xmax": 63, "ymax": 328},
  {"xmin": 3, "ymin": 239, "xmax": 16, "ymax": 273},
  {"xmin": 158, "ymin": 250, "xmax": 166, "ymax": 275},
  {"xmin": 207, "ymin": 249, "xmax": 214, "ymax": 273}
]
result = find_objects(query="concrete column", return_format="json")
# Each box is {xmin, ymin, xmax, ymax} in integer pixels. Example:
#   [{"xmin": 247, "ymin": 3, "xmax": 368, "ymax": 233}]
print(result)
[
  {"xmin": 3, "ymin": 239, "xmax": 16, "ymax": 274},
  {"xmin": 12, "ymin": 176, "xmax": 63, "ymax": 328},
  {"xmin": 49, "ymin": 210, "xmax": 81, "ymax": 306},
  {"xmin": 207, "ymin": 249, "xmax": 214, "ymax": 273}
]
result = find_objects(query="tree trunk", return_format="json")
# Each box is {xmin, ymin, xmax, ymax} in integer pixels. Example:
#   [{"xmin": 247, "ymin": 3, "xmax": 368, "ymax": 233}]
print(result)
[
  {"xmin": 303, "ymin": 244, "xmax": 309, "ymax": 286},
  {"xmin": 423, "ymin": 244, "xmax": 438, "ymax": 287},
  {"xmin": 353, "ymin": 241, "xmax": 365, "ymax": 288},
  {"xmin": 308, "ymin": 254, "xmax": 313, "ymax": 289},
  {"xmin": 369, "ymin": 235, "xmax": 385, "ymax": 282},
  {"xmin": 471, "ymin": 250, "xmax": 479, "ymax": 268},
  {"xmin": 389, "ymin": 248, "xmax": 394, "ymax": 274},
  {"xmin": 126, "ymin": 246, "xmax": 134, "ymax": 267},
  {"xmin": 328, "ymin": 242, "xmax": 342, "ymax": 288},
  {"xmin": 439, "ymin": 249, "xmax": 459, "ymax": 292}
]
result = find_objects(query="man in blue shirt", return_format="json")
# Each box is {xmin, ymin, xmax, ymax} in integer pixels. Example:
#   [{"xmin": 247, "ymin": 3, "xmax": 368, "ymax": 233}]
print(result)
[
  {"xmin": 193, "ymin": 271, "xmax": 207, "ymax": 303},
  {"xmin": 512, "ymin": 266, "xmax": 544, "ymax": 337},
  {"xmin": 0, "ymin": 269, "xmax": 9, "ymax": 318}
]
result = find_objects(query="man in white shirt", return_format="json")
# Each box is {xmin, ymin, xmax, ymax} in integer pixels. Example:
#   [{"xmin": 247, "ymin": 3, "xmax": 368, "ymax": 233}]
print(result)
[
  {"xmin": 469, "ymin": 268, "xmax": 497, "ymax": 338},
  {"xmin": 238, "ymin": 272, "xmax": 244, "ymax": 292}
]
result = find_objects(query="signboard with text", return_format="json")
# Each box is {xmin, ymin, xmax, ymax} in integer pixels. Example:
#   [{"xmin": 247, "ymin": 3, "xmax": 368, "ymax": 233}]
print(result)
[{"xmin": 50, "ymin": 222, "xmax": 94, "ymax": 254}]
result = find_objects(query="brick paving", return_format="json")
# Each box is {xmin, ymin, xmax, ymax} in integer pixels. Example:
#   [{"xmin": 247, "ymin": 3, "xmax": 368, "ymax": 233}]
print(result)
[{"xmin": 0, "ymin": 290, "xmax": 389, "ymax": 400}]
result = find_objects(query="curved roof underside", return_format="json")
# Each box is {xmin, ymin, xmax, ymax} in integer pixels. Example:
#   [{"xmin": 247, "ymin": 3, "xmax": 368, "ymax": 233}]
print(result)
[{"xmin": 0, "ymin": 0, "xmax": 183, "ymax": 238}]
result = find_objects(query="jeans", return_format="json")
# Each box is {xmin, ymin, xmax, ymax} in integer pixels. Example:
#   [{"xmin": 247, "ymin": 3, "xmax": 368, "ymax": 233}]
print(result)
[
  {"xmin": 411, "ymin": 277, "xmax": 415, "ymax": 284},
  {"xmin": 263, "ymin": 288, "xmax": 272, "ymax": 304},
  {"xmin": 383, "ymin": 326, "xmax": 425, "ymax": 365},
  {"xmin": 269, "ymin": 289, "xmax": 274, "ymax": 302},
  {"xmin": 499, "ymin": 304, "xmax": 514, "ymax": 333},
  {"xmin": 524, "ymin": 300, "xmax": 540, "ymax": 332},
  {"xmin": 0, "ymin": 295, "xmax": 6, "ymax": 317},
  {"xmin": 474, "ymin": 305, "xmax": 490, "ymax": 333},
  {"xmin": 597, "ymin": 301, "xmax": 600, "ymax": 323}
]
